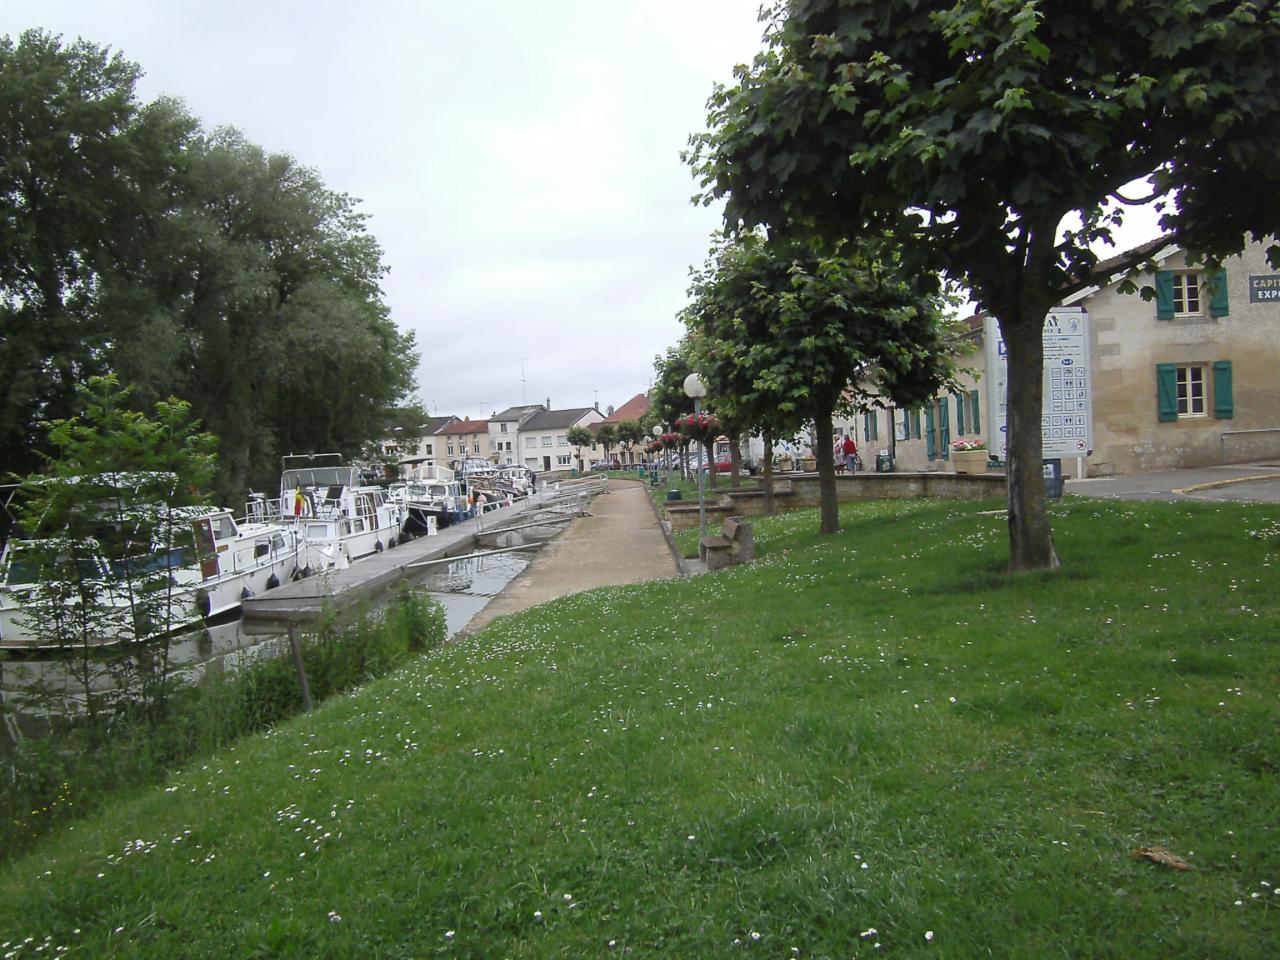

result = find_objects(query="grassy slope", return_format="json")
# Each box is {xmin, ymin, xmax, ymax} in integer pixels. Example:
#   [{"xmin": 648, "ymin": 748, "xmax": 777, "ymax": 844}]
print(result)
[{"xmin": 1, "ymin": 498, "xmax": 1277, "ymax": 958}]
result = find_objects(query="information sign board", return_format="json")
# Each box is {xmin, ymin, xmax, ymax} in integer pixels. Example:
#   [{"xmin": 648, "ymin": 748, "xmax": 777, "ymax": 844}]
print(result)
[
  {"xmin": 984, "ymin": 307, "xmax": 1093, "ymax": 460},
  {"xmin": 1248, "ymin": 275, "xmax": 1280, "ymax": 302}
]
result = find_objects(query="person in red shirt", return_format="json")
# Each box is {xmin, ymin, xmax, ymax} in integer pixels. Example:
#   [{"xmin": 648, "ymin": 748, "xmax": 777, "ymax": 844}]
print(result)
[{"xmin": 841, "ymin": 434, "xmax": 858, "ymax": 472}]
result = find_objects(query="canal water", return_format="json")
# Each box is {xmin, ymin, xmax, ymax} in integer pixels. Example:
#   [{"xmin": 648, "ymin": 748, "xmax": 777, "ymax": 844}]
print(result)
[{"xmin": 0, "ymin": 549, "xmax": 530, "ymax": 743}]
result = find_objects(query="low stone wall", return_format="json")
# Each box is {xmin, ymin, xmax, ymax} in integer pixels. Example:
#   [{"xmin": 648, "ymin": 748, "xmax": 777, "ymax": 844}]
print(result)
[{"xmin": 665, "ymin": 471, "xmax": 1007, "ymax": 531}]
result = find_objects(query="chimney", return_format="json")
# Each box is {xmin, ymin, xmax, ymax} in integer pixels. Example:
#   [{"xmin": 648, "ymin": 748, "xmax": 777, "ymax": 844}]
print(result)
[{"xmin": 546, "ymin": 396, "xmax": 551, "ymax": 410}]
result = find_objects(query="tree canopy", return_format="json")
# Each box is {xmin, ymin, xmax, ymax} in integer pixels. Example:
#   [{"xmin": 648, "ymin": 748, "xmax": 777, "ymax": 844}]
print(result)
[
  {"xmin": 688, "ymin": 0, "xmax": 1280, "ymax": 568},
  {"xmin": 1, "ymin": 30, "xmax": 418, "ymax": 501},
  {"xmin": 684, "ymin": 232, "xmax": 954, "ymax": 532}
]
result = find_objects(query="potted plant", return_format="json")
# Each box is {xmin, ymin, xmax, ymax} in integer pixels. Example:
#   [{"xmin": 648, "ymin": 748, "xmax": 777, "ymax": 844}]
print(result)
[{"xmin": 952, "ymin": 438, "xmax": 989, "ymax": 474}]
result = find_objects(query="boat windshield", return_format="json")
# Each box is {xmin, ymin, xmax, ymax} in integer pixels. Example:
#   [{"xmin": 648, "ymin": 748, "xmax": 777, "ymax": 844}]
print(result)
[
  {"xmin": 282, "ymin": 466, "xmax": 359, "ymax": 490},
  {"xmin": 3, "ymin": 549, "xmax": 103, "ymax": 586},
  {"xmin": 107, "ymin": 547, "xmax": 191, "ymax": 579}
]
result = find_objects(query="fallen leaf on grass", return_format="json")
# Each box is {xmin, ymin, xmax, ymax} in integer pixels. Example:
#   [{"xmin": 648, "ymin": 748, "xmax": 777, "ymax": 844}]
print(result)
[{"xmin": 1131, "ymin": 846, "xmax": 1191, "ymax": 870}]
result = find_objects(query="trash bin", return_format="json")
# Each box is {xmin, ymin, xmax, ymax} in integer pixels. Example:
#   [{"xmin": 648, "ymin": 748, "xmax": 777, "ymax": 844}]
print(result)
[
  {"xmin": 570, "ymin": 468, "xmax": 579, "ymax": 478},
  {"xmin": 666, "ymin": 489, "xmax": 682, "ymax": 502},
  {"xmin": 1043, "ymin": 459, "xmax": 1064, "ymax": 500},
  {"xmin": 649, "ymin": 471, "xmax": 659, "ymax": 486},
  {"xmin": 876, "ymin": 453, "xmax": 894, "ymax": 473},
  {"xmin": 639, "ymin": 465, "xmax": 646, "ymax": 478}
]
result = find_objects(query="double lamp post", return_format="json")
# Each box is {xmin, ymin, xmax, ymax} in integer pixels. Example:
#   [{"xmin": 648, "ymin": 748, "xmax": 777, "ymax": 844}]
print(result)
[{"xmin": 683, "ymin": 372, "xmax": 708, "ymax": 544}]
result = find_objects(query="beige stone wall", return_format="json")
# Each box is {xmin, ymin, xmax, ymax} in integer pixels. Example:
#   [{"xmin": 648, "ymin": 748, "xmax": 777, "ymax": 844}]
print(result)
[
  {"xmin": 665, "ymin": 471, "xmax": 1007, "ymax": 531},
  {"xmin": 1084, "ymin": 242, "xmax": 1280, "ymax": 476}
]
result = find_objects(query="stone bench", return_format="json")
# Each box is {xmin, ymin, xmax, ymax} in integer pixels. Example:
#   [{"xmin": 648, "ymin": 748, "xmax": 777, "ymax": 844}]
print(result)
[{"xmin": 700, "ymin": 516, "xmax": 756, "ymax": 572}]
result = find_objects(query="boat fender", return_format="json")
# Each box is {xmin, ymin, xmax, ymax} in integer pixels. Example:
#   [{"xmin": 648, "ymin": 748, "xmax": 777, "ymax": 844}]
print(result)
[
  {"xmin": 374, "ymin": 540, "xmax": 383, "ymax": 553},
  {"xmin": 386, "ymin": 535, "xmax": 396, "ymax": 549},
  {"xmin": 241, "ymin": 585, "xmax": 254, "ymax": 601},
  {"xmin": 266, "ymin": 573, "xmax": 280, "ymax": 590},
  {"xmin": 195, "ymin": 588, "xmax": 212, "ymax": 619}
]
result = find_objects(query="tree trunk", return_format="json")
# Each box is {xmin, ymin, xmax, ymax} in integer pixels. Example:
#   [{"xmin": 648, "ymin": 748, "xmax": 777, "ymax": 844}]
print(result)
[
  {"xmin": 1000, "ymin": 311, "xmax": 1061, "ymax": 571},
  {"xmin": 762, "ymin": 427, "xmax": 775, "ymax": 514},
  {"xmin": 813, "ymin": 407, "xmax": 839, "ymax": 534},
  {"xmin": 704, "ymin": 440, "xmax": 718, "ymax": 491},
  {"xmin": 729, "ymin": 433, "xmax": 742, "ymax": 489}
]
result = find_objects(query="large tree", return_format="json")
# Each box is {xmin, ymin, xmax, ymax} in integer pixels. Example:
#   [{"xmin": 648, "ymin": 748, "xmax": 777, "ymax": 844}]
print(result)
[
  {"xmin": 684, "ymin": 232, "xmax": 954, "ymax": 534},
  {"xmin": 689, "ymin": 0, "xmax": 1280, "ymax": 570},
  {"xmin": 0, "ymin": 30, "xmax": 193, "ymax": 476},
  {"xmin": 1, "ymin": 31, "xmax": 419, "ymax": 502}
]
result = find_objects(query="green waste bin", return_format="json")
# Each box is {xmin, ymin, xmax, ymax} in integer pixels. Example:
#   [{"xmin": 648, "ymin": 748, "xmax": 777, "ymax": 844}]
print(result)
[
  {"xmin": 666, "ymin": 489, "xmax": 682, "ymax": 502},
  {"xmin": 570, "ymin": 469, "xmax": 579, "ymax": 478}
]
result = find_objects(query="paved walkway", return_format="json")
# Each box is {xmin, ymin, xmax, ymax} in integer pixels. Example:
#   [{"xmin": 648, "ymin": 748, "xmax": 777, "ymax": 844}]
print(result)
[
  {"xmin": 1066, "ymin": 460, "xmax": 1280, "ymax": 503},
  {"xmin": 461, "ymin": 479, "xmax": 679, "ymax": 634}
]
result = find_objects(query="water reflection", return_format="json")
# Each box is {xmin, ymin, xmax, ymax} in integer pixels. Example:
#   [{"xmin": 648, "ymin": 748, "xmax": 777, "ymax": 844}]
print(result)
[{"xmin": 0, "ymin": 548, "xmax": 530, "ymax": 741}]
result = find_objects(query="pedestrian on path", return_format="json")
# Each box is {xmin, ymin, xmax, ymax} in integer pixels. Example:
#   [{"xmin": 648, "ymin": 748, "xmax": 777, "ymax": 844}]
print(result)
[{"xmin": 841, "ymin": 434, "xmax": 858, "ymax": 472}]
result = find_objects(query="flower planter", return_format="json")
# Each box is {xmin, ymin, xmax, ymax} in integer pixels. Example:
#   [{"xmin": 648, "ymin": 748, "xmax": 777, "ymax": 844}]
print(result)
[
  {"xmin": 800, "ymin": 457, "xmax": 817, "ymax": 473},
  {"xmin": 953, "ymin": 449, "xmax": 989, "ymax": 474}
]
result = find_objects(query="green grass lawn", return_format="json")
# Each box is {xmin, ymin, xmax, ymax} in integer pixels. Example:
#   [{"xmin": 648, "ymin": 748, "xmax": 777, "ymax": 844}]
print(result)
[{"xmin": 2, "ymin": 497, "xmax": 1277, "ymax": 958}]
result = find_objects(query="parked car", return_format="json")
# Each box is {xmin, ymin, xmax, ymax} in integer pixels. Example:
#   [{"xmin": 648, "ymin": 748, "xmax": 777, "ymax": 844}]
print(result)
[
  {"xmin": 702, "ymin": 453, "xmax": 736, "ymax": 473},
  {"xmin": 590, "ymin": 460, "xmax": 620, "ymax": 472}
]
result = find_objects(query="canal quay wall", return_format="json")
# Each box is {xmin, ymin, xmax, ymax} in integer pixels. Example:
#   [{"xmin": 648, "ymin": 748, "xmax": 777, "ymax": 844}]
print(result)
[
  {"xmin": 242, "ymin": 481, "xmax": 606, "ymax": 623},
  {"xmin": 664, "ymin": 470, "xmax": 1008, "ymax": 532}
]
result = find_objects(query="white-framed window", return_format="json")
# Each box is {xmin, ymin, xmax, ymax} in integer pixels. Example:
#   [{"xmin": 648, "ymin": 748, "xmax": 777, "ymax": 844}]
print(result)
[
  {"xmin": 541, "ymin": 436, "xmax": 552, "ymax": 447},
  {"xmin": 526, "ymin": 435, "xmax": 536, "ymax": 448},
  {"xmin": 556, "ymin": 434, "xmax": 568, "ymax": 445},
  {"xmin": 500, "ymin": 423, "xmax": 508, "ymax": 433},
  {"xmin": 447, "ymin": 443, "xmax": 454, "ymax": 455},
  {"xmin": 472, "ymin": 441, "xmax": 480, "ymax": 453},
  {"xmin": 1176, "ymin": 364, "xmax": 1206, "ymax": 417},
  {"xmin": 556, "ymin": 455, "xmax": 571, "ymax": 466},
  {"xmin": 1172, "ymin": 272, "xmax": 1201, "ymax": 316},
  {"xmin": 424, "ymin": 443, "xmax": 433, "ymax": 455}
]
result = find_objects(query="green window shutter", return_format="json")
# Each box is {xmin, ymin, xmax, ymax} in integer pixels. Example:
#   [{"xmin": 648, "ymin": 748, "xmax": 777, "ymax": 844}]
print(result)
[
  {"xmin": 1212, "ymin": 360, "xmax": 1234, "ymax": 419},
  {"xmin": 940, "ymin": 399, "xmax": 951, "ymax": 458},
  {"xmin": 1208, "ymin": 269, "xmax": 1230, "ymax": 317},
  {"xmin": 911, "ymin": 408, "xmax": 921, "ymax": 439},
  {"xmin": 1155, "ymin": 271, "xmax": 1175, "ymax": 320},
  {"xmin": 871, "ymin": 411, "xmax": 879, "ymax": 441},
  {"xmin": 954, "ymin": 393, "xmax": 966, "ymax": 435},
  {"xmin": 925, "ymin": 406, "xmax": 936, "ymax": 459},
  {"xmin": 863, "ymin": 412, "xmax": 871, "ymax": 443},
  {"xmin": 970, "ymin": 389, "xmax": 981, "ymax": 435},
  {"xmin": 1156, "ymin": 363, "xmax": 1178, "ymax": 421}
]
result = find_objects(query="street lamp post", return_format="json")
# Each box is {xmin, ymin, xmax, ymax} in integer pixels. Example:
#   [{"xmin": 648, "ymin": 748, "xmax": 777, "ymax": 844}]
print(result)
[
  {"xmin": 652, "ymin": 424, "xmax": 663, "ymax": 488},
  {"xmin": 683, "ymin": 373, "xmax": 708, "ymax": 545}
]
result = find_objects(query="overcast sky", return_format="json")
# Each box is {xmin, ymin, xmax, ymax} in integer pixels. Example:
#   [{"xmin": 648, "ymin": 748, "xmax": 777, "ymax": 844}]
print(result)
[{"xmin": 7, "ymin": 2, "xmax": 1161, "ymax": 424}]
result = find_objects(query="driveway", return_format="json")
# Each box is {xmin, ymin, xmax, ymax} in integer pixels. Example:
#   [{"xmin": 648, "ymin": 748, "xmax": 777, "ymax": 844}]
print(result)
[{"xmin": 1066, "ymin": 461, "xmax": 1280, "ymax": 503}]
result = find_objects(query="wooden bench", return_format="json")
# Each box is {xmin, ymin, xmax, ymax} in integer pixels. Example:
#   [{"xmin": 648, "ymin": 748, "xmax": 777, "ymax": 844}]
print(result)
[{"xmin": 700, "ymin": 516, "xmax": 756, "ymax": 572}]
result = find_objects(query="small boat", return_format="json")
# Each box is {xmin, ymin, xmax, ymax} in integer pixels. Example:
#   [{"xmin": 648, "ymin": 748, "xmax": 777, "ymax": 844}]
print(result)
[
  {"xmin": 493, "ymin": 465, "xmax": 536, "ymax": 499},
  {"xmin": 274, "ymin": 454, "xmax": 406, "ymax": 570},
  {"xmin": 391, "ymin": 465, "xmax": 467, "ymax": 532},
  {"xmin": 0, "ymin": 505, "xmax": 307, "ymax": 649}
]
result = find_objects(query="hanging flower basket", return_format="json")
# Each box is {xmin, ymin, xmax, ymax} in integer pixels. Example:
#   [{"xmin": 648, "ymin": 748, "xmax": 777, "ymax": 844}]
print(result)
[{"xmin": 676, "ymin": 412, "xmax": 720, "ymax": 446}]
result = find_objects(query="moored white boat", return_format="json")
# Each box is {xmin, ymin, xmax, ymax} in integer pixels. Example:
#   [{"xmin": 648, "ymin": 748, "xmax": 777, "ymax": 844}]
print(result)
[
  {"xmin": 0, "ymin": 505, "xmax": 308, "ymax": 649},
  {"xmin": 271, "ymin": 454, "xmax": 406, "ymax": 570}
]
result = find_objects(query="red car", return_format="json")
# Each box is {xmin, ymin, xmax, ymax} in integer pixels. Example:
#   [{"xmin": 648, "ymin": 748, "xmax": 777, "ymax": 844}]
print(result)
[{"xmin": 703, "ymin": 453, "xmax": 735, "ymax": 473}]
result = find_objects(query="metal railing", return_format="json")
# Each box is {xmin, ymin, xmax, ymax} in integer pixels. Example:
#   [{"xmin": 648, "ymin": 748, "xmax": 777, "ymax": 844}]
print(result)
[{"xmin": 1220, "ymin": 427, "xmax": 1280, "ymax": 463}]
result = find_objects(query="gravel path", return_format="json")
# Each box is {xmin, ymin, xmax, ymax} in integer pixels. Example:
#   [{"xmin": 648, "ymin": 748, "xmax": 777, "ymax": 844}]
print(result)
[{"xmin": 461, "ymin": 478, "xmax": 679, "ymax": 634}]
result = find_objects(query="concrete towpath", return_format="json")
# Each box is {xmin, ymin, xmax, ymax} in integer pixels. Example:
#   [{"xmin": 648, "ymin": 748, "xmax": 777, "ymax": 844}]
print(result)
[{"xmin": 462, "ymin": 478, "xmax": 678, "ymax": 634}]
